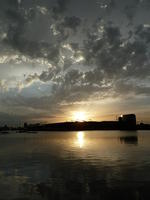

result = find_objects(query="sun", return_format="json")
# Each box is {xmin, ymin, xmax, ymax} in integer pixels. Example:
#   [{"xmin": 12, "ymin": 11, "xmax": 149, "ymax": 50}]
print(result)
[{"xmin": 73, "ymin": 111, "xmax": 87, "ymax": 122}]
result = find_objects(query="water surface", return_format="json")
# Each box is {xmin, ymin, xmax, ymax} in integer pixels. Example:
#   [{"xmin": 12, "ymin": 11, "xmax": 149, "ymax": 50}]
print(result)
[{"xmin": 0, "ymin": 130, "xmax": 150, "ymax": 200}]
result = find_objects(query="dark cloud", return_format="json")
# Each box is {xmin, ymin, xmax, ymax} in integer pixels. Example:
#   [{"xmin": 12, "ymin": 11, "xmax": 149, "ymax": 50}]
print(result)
[
  {"xmin": 135, "ymin": 24, "xmax": 150, "ymax": 43},
  {"xmin": 3, "ymin": 7, "xmax": 57, "ymax": 61},
  {"xmin": 83, "ymin": 20, "xmax": 150, "ymax": 79},
  {"xmin": 0, "ymin": 0, "xmax": 81, "ymax": 67},
  {"xmin": 52, "ymin": 0, "xmax": 70, "ymax": 18},
  {"xmin": 0, "ymin": 0, "xmax": 149, "ymax": 123},
  {"xmin": 17, "ymin": 18, "xmax": 150, "ymax": 113},
  {"xmin": 114, "ymin": 80, "xmax": 150, "ymax": 97},
  {"xmin": 63, "ymin": 16, "xmax": 81, "ymax": 31}
]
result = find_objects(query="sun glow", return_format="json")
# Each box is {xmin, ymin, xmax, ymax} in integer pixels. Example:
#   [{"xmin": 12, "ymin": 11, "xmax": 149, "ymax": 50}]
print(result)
[{"xmin": 73, "ymin": 111, "xmax": 87, "ymax": 122}]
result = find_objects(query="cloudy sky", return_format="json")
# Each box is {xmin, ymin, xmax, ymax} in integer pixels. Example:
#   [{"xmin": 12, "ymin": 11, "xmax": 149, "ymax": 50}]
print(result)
[{"xmin": 0, "ymin": 0, "xmax": 150, "ymax": 125}]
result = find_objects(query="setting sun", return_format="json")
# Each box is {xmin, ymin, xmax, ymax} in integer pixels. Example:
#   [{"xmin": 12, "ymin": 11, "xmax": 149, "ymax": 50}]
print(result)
[{"xmin": 73, "ymin": 111, "xmax": 87, "ymax": 122}]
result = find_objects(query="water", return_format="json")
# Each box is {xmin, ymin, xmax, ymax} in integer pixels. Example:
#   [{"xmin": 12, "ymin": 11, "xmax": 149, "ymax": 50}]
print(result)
[{"xmin": 0, "ymin": 130, "xmax": 150, "ymax": 200}]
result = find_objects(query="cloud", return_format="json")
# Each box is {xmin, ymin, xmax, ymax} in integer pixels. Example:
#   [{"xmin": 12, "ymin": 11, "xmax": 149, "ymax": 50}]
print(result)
[
  {"xmin": 135, "ymin": 24, "xmax": 150, "ymax": 43},
  {"xmin": 0, "ymin": 0, "xmax": 81, "ymax": 70},
  {"xmin": 84, "ymin": 20, "xmax": 150, "ymax": 79},
  {"xmin": 98, "ymin": 0, "xmax": 116, "ymax": 10},
  {"xmin": 0, "ymin": 0, "xmax": 149, "ymax": 123},
  {"xmin": 62, "ymin": 16, "xmax": 81, "ymax": 32},
  {"xmin": 16, "ymin": 18, "xmax": 150, "ymax": 111},
  {"xmin": 114, "ymin": 80, "xmax": 150, "ymax": 97},
  {"xmin": 52, "ymin": 0, "xmax": 70, "ymax": 18},
  {"xmin": 0, "ymin": 80, "xmax": 8, "ymax": 92}
]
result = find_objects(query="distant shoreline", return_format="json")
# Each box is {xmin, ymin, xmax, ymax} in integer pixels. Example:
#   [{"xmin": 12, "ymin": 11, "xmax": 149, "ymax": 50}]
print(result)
[
  {"xmin": 1, "ymin": 121, "xmax": 150, "ymax": 133},
  {"xmin": 13, "ymin": 121, "xmax": 150, "ymax": 132}
]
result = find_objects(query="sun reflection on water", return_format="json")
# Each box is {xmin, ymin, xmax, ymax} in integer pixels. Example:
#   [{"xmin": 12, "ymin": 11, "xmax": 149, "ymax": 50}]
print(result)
[{"xmin": 77, "ymin": 131, "xmax": 85, "ymax": 148}]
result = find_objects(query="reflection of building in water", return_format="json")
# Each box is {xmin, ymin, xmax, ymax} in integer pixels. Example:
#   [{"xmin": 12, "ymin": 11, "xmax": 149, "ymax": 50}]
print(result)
[
  {"xmin": 118, "ymin": 114, "xmax": 136, "ymax": 130},
  {"xmin": 120, "ymin": 136, "xmax": 138, "ymax": 145},
  {"xmin": 77, "ymin": 132, "xmax": 84, "ymax": 148}
]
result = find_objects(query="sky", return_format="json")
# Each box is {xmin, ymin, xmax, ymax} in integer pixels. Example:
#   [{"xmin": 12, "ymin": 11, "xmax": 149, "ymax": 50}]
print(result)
[{"xmin": 0, "ymin": 0, "xmax": 150, "ymax": 125}]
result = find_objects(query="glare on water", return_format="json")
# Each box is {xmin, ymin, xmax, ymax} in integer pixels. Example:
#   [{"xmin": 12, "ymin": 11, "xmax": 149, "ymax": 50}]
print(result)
[{"xmin": 76, "ymin": 131, "xmax": 85, "ymax": 148}]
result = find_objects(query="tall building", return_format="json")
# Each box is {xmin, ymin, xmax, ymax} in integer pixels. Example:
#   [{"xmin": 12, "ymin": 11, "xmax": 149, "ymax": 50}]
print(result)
[{"xmin": 118, "ymin": 114, "xmax": 136, "ymax": 130}]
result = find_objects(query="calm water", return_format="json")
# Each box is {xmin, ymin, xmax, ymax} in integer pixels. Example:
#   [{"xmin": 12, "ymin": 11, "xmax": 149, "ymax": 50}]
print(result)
[{"xmin": 0, "ymin": 130, "xmax": 150, "ymax": 200}]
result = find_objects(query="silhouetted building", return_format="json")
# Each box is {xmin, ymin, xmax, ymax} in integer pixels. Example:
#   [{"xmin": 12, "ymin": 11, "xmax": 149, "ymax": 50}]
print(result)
[
  {"xmin": 118, "ymin": 114, "xmax": 136, "ymax": 130},
  {"xmin": 24, "ymin": 122, "xmax": 28, "ymax": 129}
]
